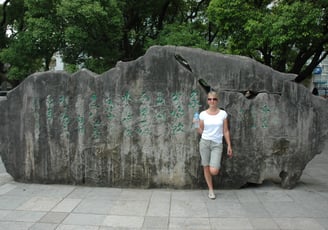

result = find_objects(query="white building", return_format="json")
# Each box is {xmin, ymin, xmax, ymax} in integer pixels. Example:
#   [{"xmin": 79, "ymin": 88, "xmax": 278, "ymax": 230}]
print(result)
[{"xmin": 313, "ymin": 57, "xmax": 328, "ymax": 97}]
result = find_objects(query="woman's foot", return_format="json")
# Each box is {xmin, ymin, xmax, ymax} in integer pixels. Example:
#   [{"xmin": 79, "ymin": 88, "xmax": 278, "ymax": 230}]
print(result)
[{"xmin": 208, "ymin": 190, "xmax": 216, "ymax": 200}]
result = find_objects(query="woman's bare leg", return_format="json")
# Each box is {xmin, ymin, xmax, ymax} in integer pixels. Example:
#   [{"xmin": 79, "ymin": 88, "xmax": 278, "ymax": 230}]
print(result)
[
  {"xmin": 204, "ymin": 166, "xmax": 220, "ymax": 199},
  {"xmin": 203, "ymin": 166, "xmax": 213, "ymax": 190}
]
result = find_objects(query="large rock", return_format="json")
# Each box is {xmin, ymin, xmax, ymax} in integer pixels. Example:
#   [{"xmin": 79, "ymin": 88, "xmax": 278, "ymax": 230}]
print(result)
[{"xmin": 0, "ymin": 46, "xmax": 327, "ymax": 189}]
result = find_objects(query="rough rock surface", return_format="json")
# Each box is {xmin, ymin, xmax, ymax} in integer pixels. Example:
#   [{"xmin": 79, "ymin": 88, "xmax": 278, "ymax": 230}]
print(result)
[{"xmin": 0, "ymin": 46, "xmax": 327, "ymax": 189}]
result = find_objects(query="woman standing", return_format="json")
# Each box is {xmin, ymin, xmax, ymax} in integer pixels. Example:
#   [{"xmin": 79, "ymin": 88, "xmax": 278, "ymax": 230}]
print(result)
[{"xmin": 198, "ymin": 91, "xmax": 233, "ymax": 199}]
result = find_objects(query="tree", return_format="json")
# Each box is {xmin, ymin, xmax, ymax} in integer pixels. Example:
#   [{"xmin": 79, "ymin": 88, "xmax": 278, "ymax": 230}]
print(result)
[
  {"xmin": 120, "ymin": 0, "xmax": 212, "ymax": 60},
  {"xmin": 1, "ymin": 0, "xmax": 327, "ymax": 86},
  {"xmin": 146, "ymin": 23, "xmax": 208, "ymax": 48},
  {"xmin": 145, "ymin": 0, "xmax": 211, "ymax": 49},
  {"xmin": 0, "ymin": 0, "xmax": 63, "ymax": 84},
  {"xmin": 0, "ymin": 0, "xmax": 212, "ymax": 85},
  {"xmin": 207, "ymin": 0, "xmax": 328, "ymax": 82},
  {"xmin": 120, "ymin": 0, "xmax": 180, "ymax": 60},
  {"xmin": 0, "ymin": 0, "xmax": 26, "ymax": 87},
  {"xmin": 57, "ymin": 0, "xmax": 123, "ymax": 73}
]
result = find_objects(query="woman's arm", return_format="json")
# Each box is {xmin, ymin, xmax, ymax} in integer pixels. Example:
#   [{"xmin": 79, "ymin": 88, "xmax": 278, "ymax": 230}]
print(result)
[
  {"xmin": 198, "ymin": 119, "xmax": 204, "ymax": 135},
  {"xmin": 223, "ymin": 118, "xmax": 233, "ymax": 158}
]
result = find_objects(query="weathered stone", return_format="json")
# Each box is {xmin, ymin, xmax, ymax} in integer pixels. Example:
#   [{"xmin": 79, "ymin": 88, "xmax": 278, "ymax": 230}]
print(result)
[{"xmin": 0, "ymin": 46, "xmax": 327, "ymax": 189}]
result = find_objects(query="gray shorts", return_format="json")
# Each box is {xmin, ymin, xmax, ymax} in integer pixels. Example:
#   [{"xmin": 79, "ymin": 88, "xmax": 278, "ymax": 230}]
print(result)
[{"xmin": 199, "ymin": 138, "xmax": 223, "ymax": 169}]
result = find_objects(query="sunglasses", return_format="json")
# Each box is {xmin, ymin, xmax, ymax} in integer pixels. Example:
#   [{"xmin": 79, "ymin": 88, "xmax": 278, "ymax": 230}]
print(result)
[{"xmin": 207, "ymin": 98, "xmax": 218, "ymax": 101}]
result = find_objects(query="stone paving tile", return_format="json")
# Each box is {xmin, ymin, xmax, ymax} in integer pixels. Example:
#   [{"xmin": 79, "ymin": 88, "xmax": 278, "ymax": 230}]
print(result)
[
  {"xmin": 39, "ymin": 211, "xmax": 68, "ymax": 223},
  {"xmin": 240, "ymin": 202, "xmax": 271, "ymax": 218},
  {"xmin": 17, "ymin": 196, "xmax": 62, "ymax": 211},
  {"xmin": 31, "ymin": 184, "xmax": 75, "ymax": 198},
  {"xmin": 118, "ymin": 189, "xmax": 152, "ymax": 201},
  {"xmin": 262, "ymin": 201, "xmax": 310, "ymax": 218},
  {"xmin": 315, "ymin": 218, "xmax": 328, "ymax": 229},
  {"xmin": 62, "ymin": 213, "xmax": 106, "ymax": 226},
  {"xmin": 249, "ymin": 218, "xmax": 280, "ymax": 230},
  {"xmin": 1, "ymin": 151, "xmax": 328, "ymax": 229},
  {"xmin": 170, "ymin": 199, "xmax": 209, "ymax": 218},
  {"xmin": 255, "ymin": 190, "xmax": 294, "ymax": 202},
  {"xmin": 0, "ymin": 184, "xmax": 36, "ymax": 198},
  {"xmin": 102, "ymin": 215, "xmax": 144, "ymax": 228},
  {"xmin": 209, "ymin": 217, "xmax": 254, "ymax": 230},
  {"xmin": 0, "ymin": 221, "xmax": 34, "ymax": 230},
  {"xmin": 286, "ymin": 189, "xmax": 327, "ymax": 200},
  {"xmin": 146, "ymin": 200, "xmax": 170, "ymax": 217},
  {"xmin": 298, "ymin": 200, "xmax": 328, "ymax": 218},
  {"xmin": 142, "ymin": 216, "xmax": 169, "ymax": 229},
  {"xmin": 215, "ymin": 190, "xmax": 240, "ymax": 202},
  {"xmin": 169, "ymin": 217, "xmax": 211, "ymax": 230},
  {"xmin": 171, "ymin": 190, "xmax": 206, "ymax": 202},
  {"xmin": 274, "ymin": 217, "xmax": 326, "ymax": 230},
  {"xmin": 0, "ymin": 183, "xmax": 16, "ymax": 195},
  {"xmin": 235, "ymin": 190, "xmax": 260, "ymax": 202},
  {"xmin": 83, "ymin": 187, "xmax": 122, "ymax": 200},
  {"xmin": 29, "ymin": 222, "xmax": 58, "ymax": 230},
  {"xmin": 146, "ymin": 202, "xmax": 171, "ymax": 216},
  {"xmin": 207, "ymin": 201, "xmax": 247, "ymax": 218},
  {"xmin": 150, "ymin": 190, "xmax": 171, "ymax": 202},
  {"xmin": 0, "ymin": 195, "xmax": 30, "ymax": 210},
  {"xmin": 73, "ymin": 198, "xmax": 114, "ymax": 214},
  {"xmin": 98, "ymin": 227, "xmax": 117, "ymax": 230},
  {"xmin": 170, "ymin": 190, "xmax": 209, "ymax": 218},
  {"xmin": 56, "ymin": 224, "xmax": 99, "ymax": 230},
  {"xmin": 0, "ymin": 174, "xmax": 12, "ymax": 186},
  {"xmin": 6, "ymin": 183, "xmax": 74, "ymax": 198},
  {"xmin": 318, "ymin": 191, "xmax": 328, "ymax": 200},
  {"xmin": 146, "ymin": 190, "xmax": 171, "ymax": 217},
  {"xmin": 0, "ymin": 210, "xmax": 9, "ymax": 219},
  {"xmin": 65, "ymin": 187, "xmax": 94, "ymax": 199},
  {"xmin": 51, "ymin": 198, "xmax": 82, "ymax": 212},
  {"xmin": 110, "ymin": 200, "xmax": 149, "ymax": 216},
  {"xmin": 1, "ymin": 210, "xmax": 46, "ymax": 222}
]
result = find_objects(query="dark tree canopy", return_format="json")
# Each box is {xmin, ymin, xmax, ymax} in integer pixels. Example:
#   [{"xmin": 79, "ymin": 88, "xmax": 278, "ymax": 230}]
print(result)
[{"xmin": 0, "ymin": 0, "xmax": 327, "ymax": 87}]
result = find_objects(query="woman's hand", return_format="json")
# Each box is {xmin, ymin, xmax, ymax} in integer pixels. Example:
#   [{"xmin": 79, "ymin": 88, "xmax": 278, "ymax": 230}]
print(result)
[
  {"xmin": 198, "ymin": 120, "xmax": 204, "ymax": 134},
  {"xmin": 227, "ymin": 145, "xmax": 233, "ymax": 158}
]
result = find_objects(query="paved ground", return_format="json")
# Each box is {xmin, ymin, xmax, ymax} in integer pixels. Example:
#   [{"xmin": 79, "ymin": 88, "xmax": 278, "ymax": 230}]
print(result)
[{"xmin": 1, "ymin": 150, "xmax": 328, "ymax": 230}]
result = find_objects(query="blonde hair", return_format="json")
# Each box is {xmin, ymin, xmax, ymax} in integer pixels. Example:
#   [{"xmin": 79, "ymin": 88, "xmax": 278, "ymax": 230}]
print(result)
[{"xmin": 207, "ymin": 91, "xmax": 218, "ymax": 98}]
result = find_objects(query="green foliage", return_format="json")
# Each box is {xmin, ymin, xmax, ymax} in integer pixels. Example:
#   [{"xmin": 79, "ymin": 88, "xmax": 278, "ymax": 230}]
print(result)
[
  {"xmin": 0, "ymin": 0, "xmax": 123, "ymax": 81},
  {"xmin": 0, "ymin": 0, "xmax": 62, "ymax": 81},
  {"xmin": 0, "ymin": 32, "xmax": 43, "ymax": 81},
  {"xmin": 207, "ymin": 0, "xmax": 328, "ymax": 79},
  {"xmin": 0, "ymin": 0, "xmax": 327, "ymax": 85},
  {"xmin": 63, "ymin": 63, "xmax": 79, "ymax": 74},
  {"xmin": 146, "ymin": 23, "xmax": 208, "ymax": 49},
  {"xmin": 57, "ymin": 0, "xmax": 123, "ymax": 72}
]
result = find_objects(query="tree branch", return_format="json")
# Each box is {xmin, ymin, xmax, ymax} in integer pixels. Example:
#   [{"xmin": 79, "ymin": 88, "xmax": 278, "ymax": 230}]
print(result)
[
  {"xmin": 0, "ymin": 0, "xmax": 10, "ymax": 28},
  {"xmin": 294, "ymin": 46, "xmax": 326, "ymax": 83},
  {"xmin": 157, "ymin": 0, "xmax": 171, "ymax": 31},
  {"xmin": 185, "ymin": 0, "xmax": 209, "ymax": 22}
]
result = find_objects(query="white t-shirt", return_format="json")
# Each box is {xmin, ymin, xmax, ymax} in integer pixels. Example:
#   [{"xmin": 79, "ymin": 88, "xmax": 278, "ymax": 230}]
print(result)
[{"xmin": 199, "ymin": 110, "xmax": 228, "ymax": 144}]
